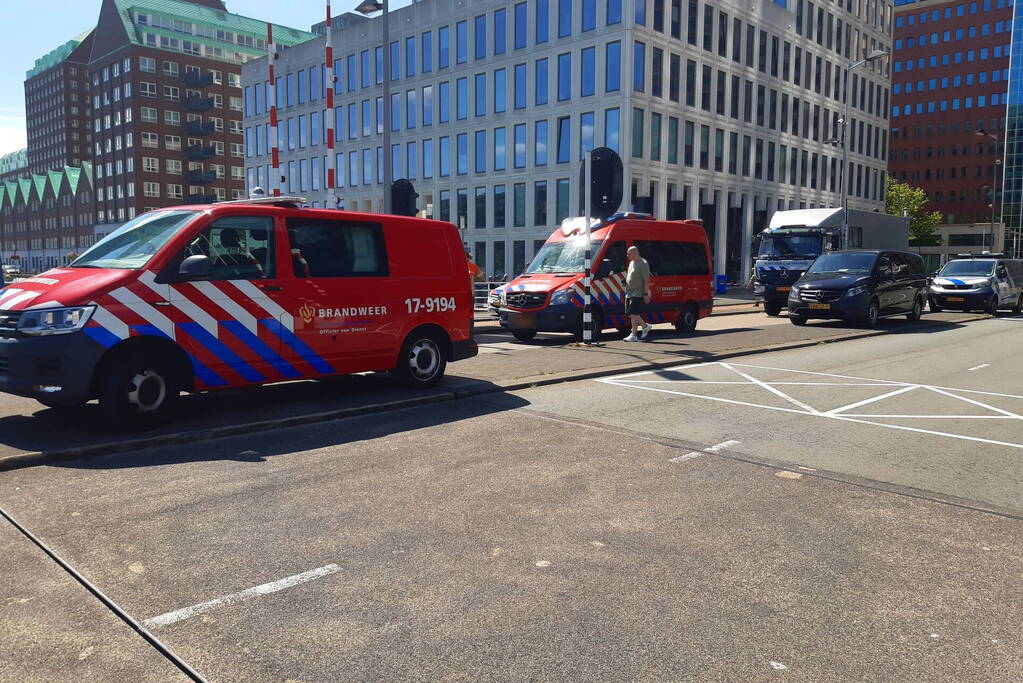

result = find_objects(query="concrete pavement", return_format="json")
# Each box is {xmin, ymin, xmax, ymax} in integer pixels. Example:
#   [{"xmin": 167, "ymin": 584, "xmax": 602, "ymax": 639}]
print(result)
[{"xmin": 1, "ymin": 374, "xmax": 1019, "ymax": 680}]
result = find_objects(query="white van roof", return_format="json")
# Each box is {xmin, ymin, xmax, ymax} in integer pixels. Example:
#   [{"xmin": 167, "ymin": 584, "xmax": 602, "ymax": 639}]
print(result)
[{"xmin": 768, "ymin": 208, "xmax": 844, "ymax": 230}]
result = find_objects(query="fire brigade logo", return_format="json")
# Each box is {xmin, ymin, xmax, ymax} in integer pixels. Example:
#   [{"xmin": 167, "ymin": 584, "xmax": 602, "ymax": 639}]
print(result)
[{"xmin": 299, "ymin": 303, "xmax": 316, "ymax": 324}]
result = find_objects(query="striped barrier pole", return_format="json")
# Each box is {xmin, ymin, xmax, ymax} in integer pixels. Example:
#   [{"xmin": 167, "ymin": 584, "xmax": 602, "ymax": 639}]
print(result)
[
  {"xmin": 582, "ymin": 151, "xmax": 593, "ymax": 345},
  {"xmin": 267, "ymin": 23, "xmax": 281, "ymax": 196},
  {"xmin": 324, "ymin": 2, "xmax": 337, "ymax": 208}
]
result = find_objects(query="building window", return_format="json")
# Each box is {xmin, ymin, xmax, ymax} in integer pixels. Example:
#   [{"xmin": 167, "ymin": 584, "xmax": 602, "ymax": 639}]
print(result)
[{"xmin": 534, "ymin": 180, "xmax": 547, "ymax": 225}]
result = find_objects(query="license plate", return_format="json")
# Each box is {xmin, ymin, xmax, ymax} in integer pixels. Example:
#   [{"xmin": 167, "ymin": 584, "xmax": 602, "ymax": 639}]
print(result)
[
  {"xmin": 947, "ymin": 297, "xmax": 964, "ymax": 302},
  {"xmin": 809, "ymin": 303, "xmax": 830, "ymax": 310},
  {"xmin": 776, "ymin": 286, "xmax": 791, "ymax": 292}
]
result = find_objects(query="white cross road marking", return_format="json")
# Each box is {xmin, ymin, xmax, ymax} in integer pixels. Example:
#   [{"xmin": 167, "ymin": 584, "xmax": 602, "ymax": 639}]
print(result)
[
  {"xmin": 143, "ymin": 564, "xmax": 340, "ymax": 628},
  {"xmin": 598, "ymin": 362, "xmax": 1023, "ymax": 450}
]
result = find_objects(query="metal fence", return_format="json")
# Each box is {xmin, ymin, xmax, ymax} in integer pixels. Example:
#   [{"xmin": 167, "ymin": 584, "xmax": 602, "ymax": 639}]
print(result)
[{"xmin": 473, "ymin": 281, "xmax": 506, "ymax": 311}]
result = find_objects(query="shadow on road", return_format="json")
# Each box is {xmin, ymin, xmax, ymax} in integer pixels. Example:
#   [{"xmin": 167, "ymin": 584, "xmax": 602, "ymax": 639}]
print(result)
[
  {"xmin": 0, "ymin": 374, "xmax": 515, "ymax": 464},
  {"xmin": 47, "ymin": 391, "xmax": 530, "ymax": 470}
]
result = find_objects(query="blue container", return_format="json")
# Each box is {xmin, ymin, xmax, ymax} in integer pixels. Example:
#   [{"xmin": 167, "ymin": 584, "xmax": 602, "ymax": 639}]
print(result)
[{"xmin": 715, "ymin": 274, "xmax": 728, "ymax": 295}]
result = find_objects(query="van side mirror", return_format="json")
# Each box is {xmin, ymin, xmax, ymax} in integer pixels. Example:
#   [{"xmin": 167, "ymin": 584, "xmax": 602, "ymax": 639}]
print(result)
[
  {"xmin": 997, "ymin": 265, "xmax": 1007, "ymax": 279},
  {"xmin": 177, "ymin": 255, "xmax": 212, "ymax": 280}
]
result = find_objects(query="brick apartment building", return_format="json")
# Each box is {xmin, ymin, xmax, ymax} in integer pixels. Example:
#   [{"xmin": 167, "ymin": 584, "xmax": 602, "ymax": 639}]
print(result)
[
  {"xmin": 0, "ymin": 0, "xmax": 312, "ymax": 272},
  {"xmin": 25, "ymin": 31, "xmax": 95, "ymax": 174},
  {"xmin": 888, "ymin": 0, "xmax": 1013, "ymax": 228}
]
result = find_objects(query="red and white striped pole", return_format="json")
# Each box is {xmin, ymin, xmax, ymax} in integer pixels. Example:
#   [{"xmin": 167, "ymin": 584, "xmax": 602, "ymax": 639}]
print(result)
[
  {"xmin": 267, "ymin": 23, "xmax": 281, "ymax": 196},
  {"xmin": 324, "ymin": 2, "xmax": 337, "ymax": 208}
]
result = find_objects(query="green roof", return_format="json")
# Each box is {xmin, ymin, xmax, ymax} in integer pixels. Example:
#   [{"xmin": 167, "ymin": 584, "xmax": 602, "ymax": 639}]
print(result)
[
  {"xmin": 17, "ymin": 178, "xmax": 32, "ymax": 204},
  {"xmin": 31, "ymin": 174, "xmax": 47, "ymax": 202},
  {"xmin": 48, "ymin": 170, "xmax": 65, "ymax": 198},
  {"xmin": 25, "ymin": 30, "xmax": 92, "ymax": 79},
  {"xmin": 3, "ymin": 182, "xmax": 16, "ymax": 208},
  {"xmin": 115, "ymin": 0, "xmax": 315, "ymax": 50}
]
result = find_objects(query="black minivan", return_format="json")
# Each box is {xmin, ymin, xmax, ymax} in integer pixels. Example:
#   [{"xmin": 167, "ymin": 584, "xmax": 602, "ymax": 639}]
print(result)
[{"xmin": 787, "ymin": 250, "xmax": 928, "ymax": 326}]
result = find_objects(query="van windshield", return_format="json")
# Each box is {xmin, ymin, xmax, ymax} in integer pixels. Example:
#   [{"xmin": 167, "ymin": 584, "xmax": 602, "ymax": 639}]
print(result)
[
  {"xmin": 807, "ymin": 252, "xmax": 877, "ymax": 275},
  {"xmin": 71, "ymin": 210, "xmax": 200, "ymax": 269},
  {"xmin": 526, "ymin": 237, "xmax": 604, "ymax": 274},
  {"xmin": 938, "ymin": 260, "xmax": 995, "ymax": 277}
]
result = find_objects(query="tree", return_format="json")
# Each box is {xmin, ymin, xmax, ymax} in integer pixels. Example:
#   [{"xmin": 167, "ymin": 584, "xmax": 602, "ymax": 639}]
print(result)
[{"xmin": 885, "ymin": 177, "xmax": 942, "ymax": 246}]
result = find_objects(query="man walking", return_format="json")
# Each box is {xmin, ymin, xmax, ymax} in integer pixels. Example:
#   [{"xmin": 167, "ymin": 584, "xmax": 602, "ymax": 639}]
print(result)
[{"xmin": 623, "ymin": 245, "xmax": 652, "ymax": 342}]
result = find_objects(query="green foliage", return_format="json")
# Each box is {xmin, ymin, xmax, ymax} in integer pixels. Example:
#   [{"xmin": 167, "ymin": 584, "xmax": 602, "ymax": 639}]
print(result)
[{"xmin": 885, "ymin": 177, "xmax": 943, "ymax": 246}]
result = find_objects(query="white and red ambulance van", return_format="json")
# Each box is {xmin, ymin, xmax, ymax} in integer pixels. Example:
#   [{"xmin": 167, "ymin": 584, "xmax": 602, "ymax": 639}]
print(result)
[
  {"xmin": 0, "ymin": 198, "xmax": 476, "ymax": 428},
  {"xmin": 498, "ymin": 213, "xmax": 713, "ymax": 340}
]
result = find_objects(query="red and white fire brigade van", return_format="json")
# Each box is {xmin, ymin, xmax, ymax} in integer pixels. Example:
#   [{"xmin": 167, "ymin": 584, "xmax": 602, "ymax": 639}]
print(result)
[
  {"xmin": 498, "ymin": 213, "xmax": 713, "ymax": 340},
  {"xmin": 0, "ymin": 198, "xmax": 477, "ymax": 429}
]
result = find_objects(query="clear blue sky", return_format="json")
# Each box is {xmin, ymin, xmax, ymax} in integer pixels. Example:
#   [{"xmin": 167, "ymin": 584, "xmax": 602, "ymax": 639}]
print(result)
[{"xmin": 0, "ymin": 0, "xmax": 413, "ymax": 157}]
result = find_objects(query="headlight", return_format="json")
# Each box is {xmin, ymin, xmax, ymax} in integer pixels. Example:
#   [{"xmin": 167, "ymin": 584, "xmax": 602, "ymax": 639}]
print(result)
[
  {"xmin": 16, "ymin": 306, "xmax": 95, "ymax": 336},
  {"xmin": 846, "ymin": 285, "xmax": 869, "ymax": 298},
  {"xmin": 550, "ymin": 290, "xmax": 571, "ymax": 305}
]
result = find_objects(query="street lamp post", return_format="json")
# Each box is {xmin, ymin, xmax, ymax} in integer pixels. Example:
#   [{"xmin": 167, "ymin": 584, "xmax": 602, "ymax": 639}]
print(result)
[
  {"xmin": 355, "ymin": 0, "xmax": 391, "ymax": 214},
  {"xmin": 976, "ymin": 129, "xmax": 1002, "ymax": 251},
  {"xmin": 839, "ymin": 49, "xmax": 889, "ymax": 248}
]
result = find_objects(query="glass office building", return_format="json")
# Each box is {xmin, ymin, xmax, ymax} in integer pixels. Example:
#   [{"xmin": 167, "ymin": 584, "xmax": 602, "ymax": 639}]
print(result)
[
  {"xmin": 243, "ymin": 0, "xmax": 892, "ymax": 280},
  {"xmin": 1004, "ymin": 0, "xmax": 1023, "ymax": 257}
]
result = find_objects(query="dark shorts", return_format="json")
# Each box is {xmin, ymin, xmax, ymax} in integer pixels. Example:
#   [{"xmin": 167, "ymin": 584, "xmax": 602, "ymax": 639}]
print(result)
[{"xmin": 625, "ymin": 296, "xmax": 645, "ymax": 315}]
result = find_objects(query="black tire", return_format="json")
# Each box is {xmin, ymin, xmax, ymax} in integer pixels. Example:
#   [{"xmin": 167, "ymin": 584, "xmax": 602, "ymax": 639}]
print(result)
[
  {"xmin": 789, "ymin": 314, "xmax": 808, "ymax": 326},
  {"xmin": 393, "ymin": 330, "xmax": 447, "ymax": 388},
  {"xmin": 862, "ymin": 298, "xmax": 880, "ymax": 327},
  {"xmin": 930, "ymin": 300, "xmax": 943, "ymax": 313},
  {"xmin": 512, "ymin": 329, "xmax": 536, "ymax": 342},
  {"xmin": 764, "ymin": 301, "xmax": 783, "ymax": 317},
  {"xmin": 673, "ymin": 304, "xmax": 699, "ymax": 333},
  {"xmin": 35, "ymin": 396, "xmax": 85, "ymax": 412},
  {"xmin": 906, "ymin": 297, "xmax": 923, "ymax": 322},
  {"xmin": 986, "ymin": 294, "xmax": 999, "ymax": 315},
  {"xmin": 1012, "ymin": 294, "xmax": 1022, "ymax": 315},
  {"xmin": 97, "ymin": 352, "xmax": 179, "ymax": 431}
]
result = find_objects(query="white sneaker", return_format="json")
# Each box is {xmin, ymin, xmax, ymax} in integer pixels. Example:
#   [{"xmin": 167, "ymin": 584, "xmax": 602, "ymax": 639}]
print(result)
[
  {"xmin": 623, "ymin": 333, "xmax": 639, "ymax": 342},
  {"xmin": 640, "ymin": 325, "xmax": 652, "ymax": 340}
]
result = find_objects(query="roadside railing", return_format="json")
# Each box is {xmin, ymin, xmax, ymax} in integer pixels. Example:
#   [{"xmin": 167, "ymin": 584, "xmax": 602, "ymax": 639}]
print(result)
[{"xmin": 473, "ymin": 281, "xmax": 506, "ymax": 311}]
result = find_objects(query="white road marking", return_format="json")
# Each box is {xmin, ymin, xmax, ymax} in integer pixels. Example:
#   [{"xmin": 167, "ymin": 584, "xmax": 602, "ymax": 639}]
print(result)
[
  {"xmin": 143, "ymin": 564, "xmax": 340, "ymax": 628},
  {"xmin": 669, "ymin": 439, "xmax": 740, "ymax": 463},
  {"xmin": 968, "ymin": 364, "xmax": 991, "ymax": 371},
  {"xmin": 721, "ymin": 363, "xmax": 821, "ymax": 414},
  {"xmin": 825, "ymin": 385, "xmax": 919, "ymax": 416},
  {"xmin": 601, "ymin": 362, "xmax": 1023, "ymax": 450}
]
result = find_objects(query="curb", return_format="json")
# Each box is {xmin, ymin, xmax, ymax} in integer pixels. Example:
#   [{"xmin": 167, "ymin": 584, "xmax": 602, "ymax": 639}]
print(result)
[{"xmin": 0, "ymin": 314, "xmax": 988, "ymax": 471}]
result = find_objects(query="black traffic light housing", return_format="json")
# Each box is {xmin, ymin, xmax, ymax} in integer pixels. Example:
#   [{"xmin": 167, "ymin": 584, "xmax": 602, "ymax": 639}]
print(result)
[
  {"xmin": 391, "ymin": 179, "xmax": 419, "ymax": 217},
  {"xmin": 578, "ymin": 147, "xmax": 624, "ymax": 221}
]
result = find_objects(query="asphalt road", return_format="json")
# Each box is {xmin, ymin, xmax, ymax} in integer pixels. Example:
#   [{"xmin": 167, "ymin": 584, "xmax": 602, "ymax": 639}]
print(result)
[
  {"xmin": 0, "ymin": 309, "xmax": 983, "ymax": 463},
  {"xmin": 2, "ymin": 315, "xmax": 1021, "ymax": 681}
]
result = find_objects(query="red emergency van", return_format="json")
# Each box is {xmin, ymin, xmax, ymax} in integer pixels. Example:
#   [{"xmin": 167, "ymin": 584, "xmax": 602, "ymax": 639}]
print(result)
[
  {"xmin": 498, "ymin": 213, "xmax": 713, "ymax": 340},
  {"xmin": 0, "ymin": 198, "xmax": 477, "ymax": 429}
]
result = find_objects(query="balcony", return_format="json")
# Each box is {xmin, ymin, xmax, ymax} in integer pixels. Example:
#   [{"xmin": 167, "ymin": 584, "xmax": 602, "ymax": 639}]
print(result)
[
  {"xmin": 186, "ymin": 144, "xmax": 215, "ymax": 161},
  {"xmin": 185, "ymin": 96, "xmax": 215, "ymax": 112},
  {"xmin": 182, "ymin": 71, "xmax": 214, "ymax": 88},
  {"xmin": 188, "ymin": 170, "xmax": 218, "ymax": 184},
  {"xmin": 185, "ymin": 120, "xmax": 216, "ymax": 136},
  {"xmin": 187, "ymin": 193, "xmax": 217, "ymax": 204}
]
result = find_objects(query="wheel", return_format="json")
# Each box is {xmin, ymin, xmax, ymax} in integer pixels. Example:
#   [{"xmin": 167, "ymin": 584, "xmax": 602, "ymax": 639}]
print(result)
[
  {"xmin": 393, "ymin": 330, "xmax": 447, "ymax": 388},
  {"xmin": 862, "ymin": 298, "xmax": 880, "ymax": 327},
  {"xmin": 512, "ymin": 329, "xmax": 536, "ymax": 342},
  {"xmin": 986, "ymin": 294, "xmax": 999, "ymax": 315},
  {"xmin": 1012, "ymin": 294, "xmax": 1022, "ymax": 315},
  {"xmin": 906, "ymin": 297, "xmax": 923, "ymax": 322},
  {"xmin": 764, "ymin": 301, "xmax": 783, "ymax": 317},
  {"xmin": 35, "ymin": 396, "xmax": 85, "ymax": 412},
  {"xmin": 930, "ymin": 299, "xmax": 943, "ymax": 313},
  {"xmin": 789, "ymin": 314, "xmax": 808, "ymax": 326},
  {"xmin": 97, "ymin": 352, "xmax": 179, "ymax": 431},
  {"xmin": 673, "ymin": 304, "xmax": 699, "ymax": 333}
]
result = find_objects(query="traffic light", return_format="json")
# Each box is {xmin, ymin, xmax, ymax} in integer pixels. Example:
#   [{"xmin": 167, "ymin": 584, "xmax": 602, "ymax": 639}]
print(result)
[
  {"xmin": 578, "ymin": 147, "xmax": 623, "ymax": 220},
  {"xmin": 390, "ymin": 179, "xmax": 419, "ymax": 217}
]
